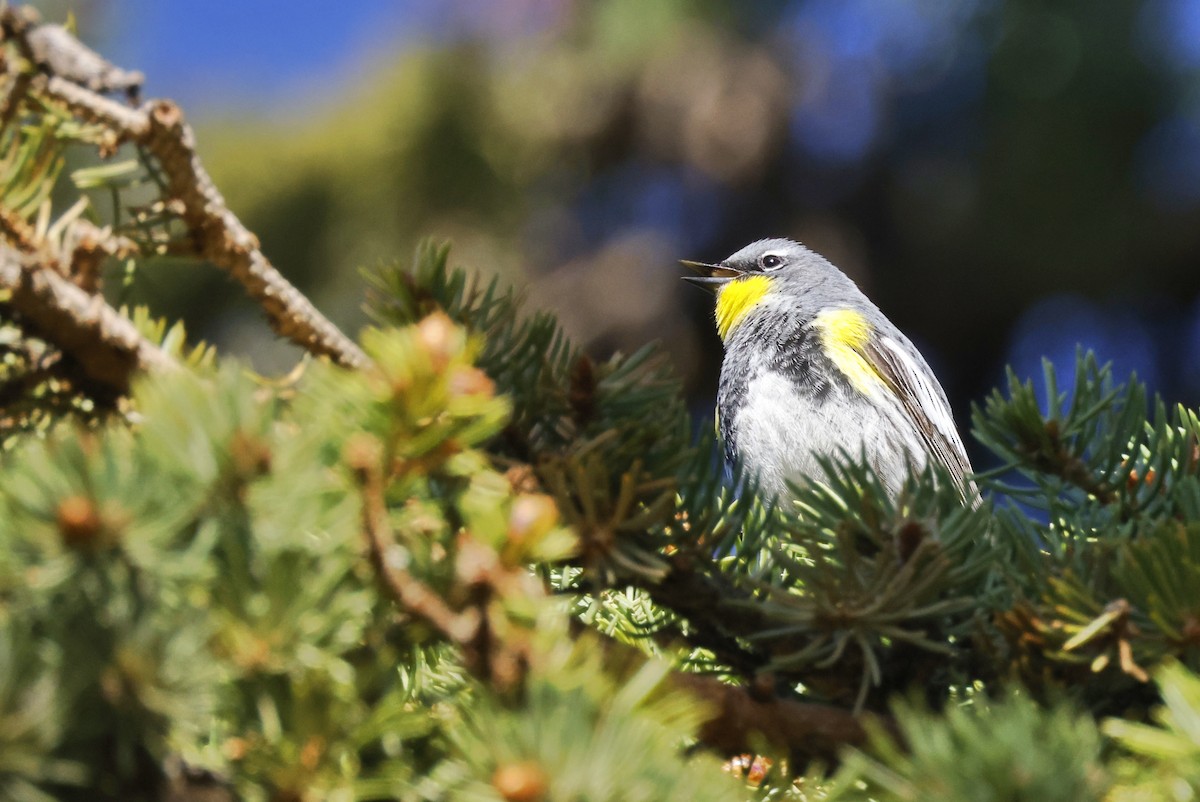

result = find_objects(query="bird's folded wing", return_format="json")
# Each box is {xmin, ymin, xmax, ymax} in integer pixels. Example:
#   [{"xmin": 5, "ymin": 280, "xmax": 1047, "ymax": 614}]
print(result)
[{"xmin": 861, "ymin": 334, "xmax": 976, "ymax": 497}]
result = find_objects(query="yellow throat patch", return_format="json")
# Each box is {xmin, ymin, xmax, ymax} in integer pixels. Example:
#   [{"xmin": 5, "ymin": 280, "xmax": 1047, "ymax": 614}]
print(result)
[
  {"xmin": 812, "ymin": 308, "xmax": 883, "ymax": 396},
  {"xmin": 715, "ymin": 275, "xmax": 773, "ymax": 340}
]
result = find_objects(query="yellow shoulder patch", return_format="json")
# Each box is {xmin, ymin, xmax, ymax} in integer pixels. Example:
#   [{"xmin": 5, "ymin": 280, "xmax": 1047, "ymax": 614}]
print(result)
[
  {"xmin": 715, "ymin": 275, "xmax": 773, "ymax": 340},
  {"xmin": 812, "ymin": 308, "xmax": 883, "ymax": 396}
]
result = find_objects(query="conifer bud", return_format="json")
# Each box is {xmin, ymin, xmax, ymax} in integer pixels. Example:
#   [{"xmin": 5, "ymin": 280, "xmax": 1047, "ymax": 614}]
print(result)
[
  {"xmin": 504, "ymin": 464, "xmax": 539, "ymax": 494},
  {"xmin": 745, "ymin": 755, "xmax": 773, "ymax": 787},
  {"xmin": 229, "ymin": 429, "xmax": 272, "ymax": 479},
  {"xmin": 222, "ymin": 737, "xmax": 249, "ymax": 761},
  {"xmin": 508, "ymin": 494, "xmax": 558, "ymax": 545},
  {"xmin": 448, "ymin": 366, "xmax": 495, "ymax": 398},
  {"xmin": 416, "ymin": 311, "xmax": 458, "ymax": 371},
  {"xmin": 56, "ymin": 494, "xmax": 102, "ymax": 549},
  {"xmin": 492, "ymin": 761, "xmax": 547, "ymax": 802},
  {"xmin": 343, "ymin": 434, "xmax": 382, "ymax": 483},
  {"xmin": 896, "ymin": 520, "xmax": 925, "ymax": 563}
]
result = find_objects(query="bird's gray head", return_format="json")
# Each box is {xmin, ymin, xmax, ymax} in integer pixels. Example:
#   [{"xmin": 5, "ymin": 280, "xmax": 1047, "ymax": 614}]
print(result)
[
  {"xmin": 681, "ymin": 238, "xmax": 853, "ymax": 341},
  {"xmin": 719, "ymin": 238, "xmax": 823, "ymax": 275}
]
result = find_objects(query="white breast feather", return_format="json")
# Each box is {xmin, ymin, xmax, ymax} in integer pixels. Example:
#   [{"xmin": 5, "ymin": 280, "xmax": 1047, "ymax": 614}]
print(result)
[{"xmin": 735, "ymin": 370, "xmax": 927, "ymax": 501}]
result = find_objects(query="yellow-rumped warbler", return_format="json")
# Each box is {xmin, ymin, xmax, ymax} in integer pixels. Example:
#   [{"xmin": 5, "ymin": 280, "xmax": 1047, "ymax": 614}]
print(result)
[{"xmin": 683, "ymin": 238, "xmax": 976, "ymax": 503}]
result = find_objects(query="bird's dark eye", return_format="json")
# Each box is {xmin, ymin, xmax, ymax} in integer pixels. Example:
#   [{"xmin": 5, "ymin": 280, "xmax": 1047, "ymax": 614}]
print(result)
[{"xmin": 760, "ymin": 254, "xmax": 783, "ymax": 269}]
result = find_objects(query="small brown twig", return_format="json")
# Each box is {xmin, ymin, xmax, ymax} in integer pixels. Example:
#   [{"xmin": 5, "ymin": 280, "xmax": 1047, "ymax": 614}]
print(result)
[
  {"xmin": 355, "ymin": 454, "xmax": 478, "ymax": 644},
  {"xmin": 0, "ymin": 204, "xmax": 46, "ymax": 257},
  {"xmin": 351, "ymin": 436, "xmax": 536, "ymax": 693}
]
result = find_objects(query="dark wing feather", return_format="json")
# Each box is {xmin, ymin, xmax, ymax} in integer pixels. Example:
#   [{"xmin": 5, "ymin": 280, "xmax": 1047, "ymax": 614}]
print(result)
[{"xmin": 861, "ymin": 333, "xmax": 978, "ymax": 501}]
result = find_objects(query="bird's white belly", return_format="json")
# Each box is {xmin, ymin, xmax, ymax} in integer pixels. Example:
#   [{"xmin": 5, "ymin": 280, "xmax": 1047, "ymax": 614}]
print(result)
[{"xmin": 733, "ymin": 371, "xmax": 925, "ymax": 500}]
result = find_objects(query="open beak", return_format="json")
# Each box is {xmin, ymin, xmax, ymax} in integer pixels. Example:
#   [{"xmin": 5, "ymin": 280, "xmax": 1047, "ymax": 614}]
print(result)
[{"xmin": 680, "ymin": 260, "xmax": 743, "ymax": 294}]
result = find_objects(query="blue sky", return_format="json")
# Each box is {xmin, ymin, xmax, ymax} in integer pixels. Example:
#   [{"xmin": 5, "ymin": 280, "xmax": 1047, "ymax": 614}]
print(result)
[{"xmin": 87, "ymin": 0, "xmax": 434, "ymax": 112}]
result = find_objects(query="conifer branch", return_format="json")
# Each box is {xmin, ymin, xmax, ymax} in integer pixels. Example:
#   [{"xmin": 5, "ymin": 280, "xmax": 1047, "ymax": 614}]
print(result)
[
  {"xmin": 0, "ymin": 242, "xmax": 175, "ymax": 393},
  {"xmin": 579, "ymin": 619, "xmax": 884, "ymax": 766},
  {"xmin": 1, "ymin": 7, "xmax": 370, "ymax": 371},
  {"xmin": 2, "ymin": 5, "xmax": 143, "ymax": 97},
  {"xmin": 34, "ymin": 77, "xmax": 369, "ymax": 368},
  {"xmin": 133, "ymin": 98, "xmax": 370, "ymax": 369}
]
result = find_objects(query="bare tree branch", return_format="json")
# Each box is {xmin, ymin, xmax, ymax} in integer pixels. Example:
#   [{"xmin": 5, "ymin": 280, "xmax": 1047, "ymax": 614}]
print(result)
[
  {"xmin": 26, "ymin": 75, "xmax": 371, "ymax": 369},
  {"xmin": 0, "ymin": 243, "xmax": 175, "ymax": 393},
  {"xmin": 2, "ymin": 9, "xmax": 370, "ymax": 373},
  {"xmin": 139, "ymin": 99, "xmax": 371, "ymax": 369},
  {"xmin": 28, "ymin": 24, "xmax": 143, "ymax": 98}
]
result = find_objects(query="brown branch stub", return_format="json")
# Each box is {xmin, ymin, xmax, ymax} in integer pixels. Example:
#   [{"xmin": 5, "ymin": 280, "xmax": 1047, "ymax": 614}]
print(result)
[
  {"xmin": 0, "ymin": 204, "xmax": 46, "ymax": 257},
  {"xmin": 62, "ymin": 219, "xmax": 137, "ymax": 293},
  {"xmin": 672, "ymin": 672, "xmax": 880, "ymax": 767},
  {"xmin": 0, "ymin": 243, "xmax": 175, "ymax": 394}
]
